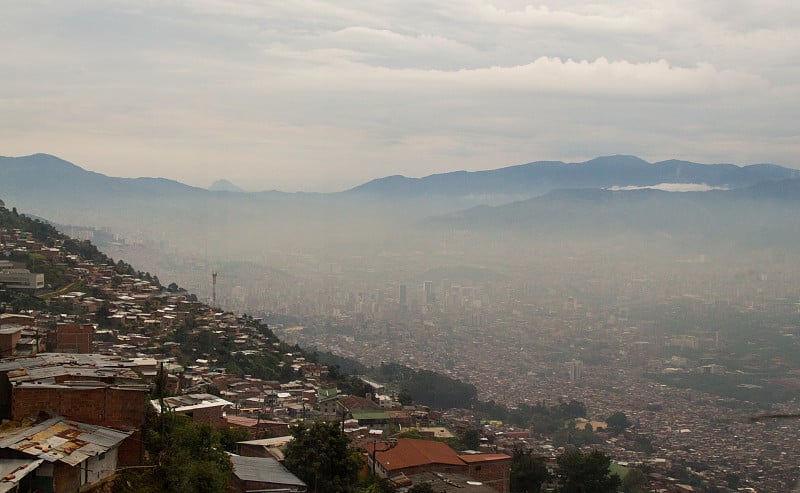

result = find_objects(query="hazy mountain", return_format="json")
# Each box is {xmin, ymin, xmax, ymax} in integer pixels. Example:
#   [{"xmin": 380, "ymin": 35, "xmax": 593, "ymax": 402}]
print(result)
[
  {"xmin": 421, "ymin": 178, "xmax": 800, "ymax": 249},
  {"xmin": 0, "ymin": 153, "xmax": 202, "ymax": 197},
  {"xmin": 3, "ymin": 152, "xmax": 799, "ymax": 266},
  {"xmin": 347, "ymin": 155, "xmax": 798, "ymax": 199},
  {"xmin": 208, "ymin": 179, "xmax": 245, "ymax": 193}
]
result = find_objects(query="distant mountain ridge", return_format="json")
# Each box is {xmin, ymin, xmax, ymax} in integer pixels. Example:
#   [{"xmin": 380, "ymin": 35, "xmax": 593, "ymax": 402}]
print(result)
[
  {"xmin": 347, "ymin": 155, "xmax": 798, "ymax": 198},
  {"xmin": 208, "ymin": 179, "xmax": 244, "ymax": 192},
  {"xmin": 2, "ymin": 152, "xmax": 799, "ymax": 253},
  {"xmin": 2, "ymin": 153, "xmax": 797, "ymax": 201},
  {"xmin": 421, "ymin": 178, "xmax": 800, "ymax": 246},
  {"xmin": 0, "ymin": 153, "xmax": 203, "ymax": 196}
]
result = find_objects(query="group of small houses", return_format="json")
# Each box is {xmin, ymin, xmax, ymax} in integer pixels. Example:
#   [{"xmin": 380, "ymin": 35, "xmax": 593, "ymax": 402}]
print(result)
[
  {"xmin": 0, "ymin": 228, "xmax": 516, "ymax": 492},
  {"xmin": 0, "ymin": 316, "xmax": 519, "ymax": 493}
]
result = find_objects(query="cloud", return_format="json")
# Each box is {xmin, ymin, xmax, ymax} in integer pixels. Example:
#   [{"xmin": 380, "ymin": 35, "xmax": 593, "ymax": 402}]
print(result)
[
  {"xmin": 1, "ymin": 1, "xmax": 799, "ymax": 191},
  {"xmin": 609, "ymin": 183, "xmax": 728, "ymax": 192}
]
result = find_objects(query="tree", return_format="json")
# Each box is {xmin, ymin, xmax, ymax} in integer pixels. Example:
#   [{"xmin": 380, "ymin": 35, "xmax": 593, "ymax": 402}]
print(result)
[
  {"xmin": 606, "ymin": 411, "xmax": 631, "ymax": 434},
  {"xmin": 142, "ymin": 413, "xmax": 232, "ymax": 493},
  {"xmin": 556, "ymin": 449, "xmax": 621, "ymax": 493},
  {"xmin": 621, "ymin": 468, "xmax": 649, "ymax": 493},
  {"xmin": 461, "ymin": 428, "xmax": 482, "ymax": 450},
  {"xmin": 356, "ymin": 476, "xmax": 397, "ymax": 493},
  {"xmin": 511, "ymin": 447, "xmax": 550, "ymax": 493},
  {"xmin": 284, "ymin": 421, "xmax": 362, "ymax": 493},
  {"xmin": 408, "ymin": 483, "xmax": 434, "ymax": 493},
  {"xmin": 398, "ymin": 388, "xmax": 413, "ymax": 406},
  {"xmin": 725, "ymin": 473, "xmax": 741, "ymax": 490}
]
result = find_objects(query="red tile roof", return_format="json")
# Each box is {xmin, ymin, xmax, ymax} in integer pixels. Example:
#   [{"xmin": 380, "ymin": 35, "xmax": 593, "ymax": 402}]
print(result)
[{"xmin": 366, "ymin": 438, "xmax": 466, "ymax": 472}]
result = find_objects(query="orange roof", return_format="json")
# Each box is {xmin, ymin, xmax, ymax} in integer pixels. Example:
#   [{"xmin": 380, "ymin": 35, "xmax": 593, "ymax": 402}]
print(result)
[
  {"xmin": 458, "ymin": 453, "xmax": 512, "ymax": 463},
  {"xmin": 367, "ymin": 438, "xmax": 465, "ymax": 472}
]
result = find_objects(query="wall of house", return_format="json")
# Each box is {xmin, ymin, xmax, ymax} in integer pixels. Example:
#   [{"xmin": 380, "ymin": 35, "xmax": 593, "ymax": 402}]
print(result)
[
  {"xmin": 466, "ymin": 460, "xmax": 511, "ymax": 493},
  {"xmin": 82, "ymin": 446, "xmax": 118, "ymax": 486},
  {"xmin": 11, "ymin": 386, "xmax": 146, "ymax": 429},
  {"xmin": 0, "ymin": 329, "xmax": 21, "ymax": 357},
  {"xmin": 11, "ymin": 386, "xmax": 146, "ymax": 466},
  {"xmin": 189, "ymin": 405, "xmax": 224, "ymax": 427},
  {"xmin": 53, "ymin": 462, "xmax": 80, "ymax": 493},
  {"xmin": 54, "ymin": 323, "xmax": 94, "ymax": 353}
]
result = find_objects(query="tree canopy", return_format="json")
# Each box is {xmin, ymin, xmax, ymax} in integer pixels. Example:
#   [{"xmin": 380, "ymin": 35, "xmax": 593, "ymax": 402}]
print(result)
[
  {"xmin": 556, "ymin": 449, "xmax": 621, "ymax": 493},
  {"xmin": 284, "ymin": 421, "xmax": 362, "ymax": 493},
  {"xmin": 511, "ymin": 447, "xmax": 550, "ymax": 493},
  {"xmin": 606, "ymin": 411, "xmax": 631, "ymax": 434}
]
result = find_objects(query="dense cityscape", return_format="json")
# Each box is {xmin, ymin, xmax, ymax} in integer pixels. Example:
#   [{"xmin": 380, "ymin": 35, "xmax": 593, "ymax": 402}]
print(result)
[{"xmin": 2, "ymin": 198, "xmax": 797, "ymax": 492}]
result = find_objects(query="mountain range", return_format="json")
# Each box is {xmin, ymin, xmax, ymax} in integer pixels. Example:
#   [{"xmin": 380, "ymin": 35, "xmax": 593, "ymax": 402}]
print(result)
[
  {"xmin": 1, "ymin": 152, "xmax": 799, "ymax": 259},
  {"xmin": 2, "ymin": 153, "xmax": 797, "ymax": 203},
  {"xmin": 346, "ymin": 155, "xmax": 798, "ymax": 198}
]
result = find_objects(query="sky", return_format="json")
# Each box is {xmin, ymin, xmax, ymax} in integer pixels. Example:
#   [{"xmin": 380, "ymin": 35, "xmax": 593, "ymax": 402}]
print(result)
[{"xmin": 2, "ymin": 1, "xmax": 799, "ymax": 192}]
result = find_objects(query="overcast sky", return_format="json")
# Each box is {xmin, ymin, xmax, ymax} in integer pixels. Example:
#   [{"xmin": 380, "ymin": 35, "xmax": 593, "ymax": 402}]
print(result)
[{"xmin": 2, "ymin": 1, "xmax": 799, "ymax": 191}]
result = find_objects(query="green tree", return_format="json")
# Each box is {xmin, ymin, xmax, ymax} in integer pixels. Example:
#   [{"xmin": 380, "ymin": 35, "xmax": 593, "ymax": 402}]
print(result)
[
  {"xmin": 397, "ymin": 388, "xmax": 413, "ymax": 406},
  {"xmin": 725, "ymin": 473, "xmax": 741, "ymax": 490},
  {"xmin": 461, "ymin": 428, "xmax": 482, "ymax": 450},
  {"xmin": 606, "ymin": 411, "xmax": 630, "ymax": 434},
  {"xmin": 621, "ymin": 468, "xmax": 649, "ymax": 493},
  {"xmin": 284, "ymin": 421, "xmax": 362, "ymax": 493},
  {"xmin": 511, "ymin": 447, "xmax": 550, "ymax": 493},
  {"xmin": 556, "ymin": 449, "xmax": 621, "ymax": 493},
  {"xmin": 142, "ymin": 413, "xmax": 232, "ymax": 493},
  {"xmin": 356, "ymin": 476, "xmax": 397, "ymax": 493},
  {"xmin": 408, "ymin": 483, "xmax": 434, "ymax": 493}
]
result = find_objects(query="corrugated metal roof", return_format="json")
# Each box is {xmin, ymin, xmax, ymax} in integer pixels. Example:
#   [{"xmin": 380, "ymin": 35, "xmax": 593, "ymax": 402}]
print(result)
[
  {"xmin": 0, "ymin": 417, "xmax": 132, "ymax": 466},
  {"xmin": 0, "ymin": 458, "xmax": 44, "ymax": 493},
  {"xmin": 237, "ymin": 435, "xmax": 294, "ymax": 447},
  {"xmin": 153, "ymin": 393, "xmax": 233, "ymax": 413},
  {"xmin": 230, "ymin": 455, "xmax": 306, "ymax": 487}
]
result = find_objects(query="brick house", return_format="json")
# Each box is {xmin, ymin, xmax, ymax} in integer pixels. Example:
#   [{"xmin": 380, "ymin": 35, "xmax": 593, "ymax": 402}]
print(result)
[
  {"xmin": 365, "ymin": 438, "xmax": 511, "ymax": 493},
  {"xmin": 459, "ymin": 453, "xmax": 512, "ymax": 493},
  {"xmin": 53, "ymin": 323, "xmax": 94, "ymax": 353}
]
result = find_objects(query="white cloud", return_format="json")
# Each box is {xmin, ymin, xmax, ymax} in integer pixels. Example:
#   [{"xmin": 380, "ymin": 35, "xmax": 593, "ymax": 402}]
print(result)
[
  {"xmin": 1, "ymin": 1, "xmax": 799, "ymax": 190},
  {"xmin": 609, "ymin": 183, "xmax": 727, "ymax": 192}
]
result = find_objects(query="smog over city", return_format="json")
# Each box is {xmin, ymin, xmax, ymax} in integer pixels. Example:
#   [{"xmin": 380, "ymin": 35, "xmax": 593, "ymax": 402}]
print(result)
[{"xmin": 2, "ymin": 2, "xmax": 800, "ymax": 492}]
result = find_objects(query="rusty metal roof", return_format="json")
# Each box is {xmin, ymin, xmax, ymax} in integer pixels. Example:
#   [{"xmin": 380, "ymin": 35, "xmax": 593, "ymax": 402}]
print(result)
[{"xmin": 0, "ymin": 417, "xmax": 132, "ymax": 467}]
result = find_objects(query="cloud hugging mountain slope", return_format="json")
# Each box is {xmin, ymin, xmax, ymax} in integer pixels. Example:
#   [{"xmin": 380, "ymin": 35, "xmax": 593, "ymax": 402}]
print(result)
[
  {"xmin": 1, "ymin": 152, "xmax": 798, "ymax": 251},
  {"xmin": 419, "ymin": 178, "xmax": 800, "ymax": 250},
  {"xmin": 347, "ymin": 155, "xmax": 798, "ymax": 199}
]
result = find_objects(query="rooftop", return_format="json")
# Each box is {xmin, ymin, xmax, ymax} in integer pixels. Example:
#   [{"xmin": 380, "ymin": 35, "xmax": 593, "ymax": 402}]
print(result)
[
  {"xmin": 0, "ymin": 417, "xmax": 132, "ymax": 467},
  {"xmin": 230, "ymin": 455, "xmax": 306, "ymax": 487}
]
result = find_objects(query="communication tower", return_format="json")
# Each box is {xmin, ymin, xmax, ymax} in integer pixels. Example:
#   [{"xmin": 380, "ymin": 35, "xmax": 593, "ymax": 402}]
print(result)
[{"xmin": 212, "ymin": 271, "xmax": 218, "ymax": 307}]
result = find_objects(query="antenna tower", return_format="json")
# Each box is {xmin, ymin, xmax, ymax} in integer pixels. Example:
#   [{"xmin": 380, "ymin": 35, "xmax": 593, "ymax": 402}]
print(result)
[{"xmin": 212, "ymin": 271, "xmax": 218, "ymax": 307}]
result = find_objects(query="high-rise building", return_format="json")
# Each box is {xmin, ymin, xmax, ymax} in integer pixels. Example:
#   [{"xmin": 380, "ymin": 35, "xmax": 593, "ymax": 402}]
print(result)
[
  {"xmin": 568, "ymin": 360, "xmax": 583, "ymax": 382},
  {"xmin": 398, "ymin": 284, "xmax": 407, "ymax": 306},
  {"xmin": 423, "ymin": 281, "xmax": 434, "ymax": 305}
]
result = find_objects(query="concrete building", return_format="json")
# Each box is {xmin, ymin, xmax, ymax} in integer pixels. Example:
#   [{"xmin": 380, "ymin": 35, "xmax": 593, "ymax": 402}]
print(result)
[{"xmin": 0, "ymin": 268, "xmax": 44, "ymax": 290}]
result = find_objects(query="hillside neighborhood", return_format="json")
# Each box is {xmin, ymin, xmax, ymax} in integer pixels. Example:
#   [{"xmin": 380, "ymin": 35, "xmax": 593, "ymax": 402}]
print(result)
[{"xmin": 0, "ymin": 202, "xmax": 761, "ymax": 493}]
